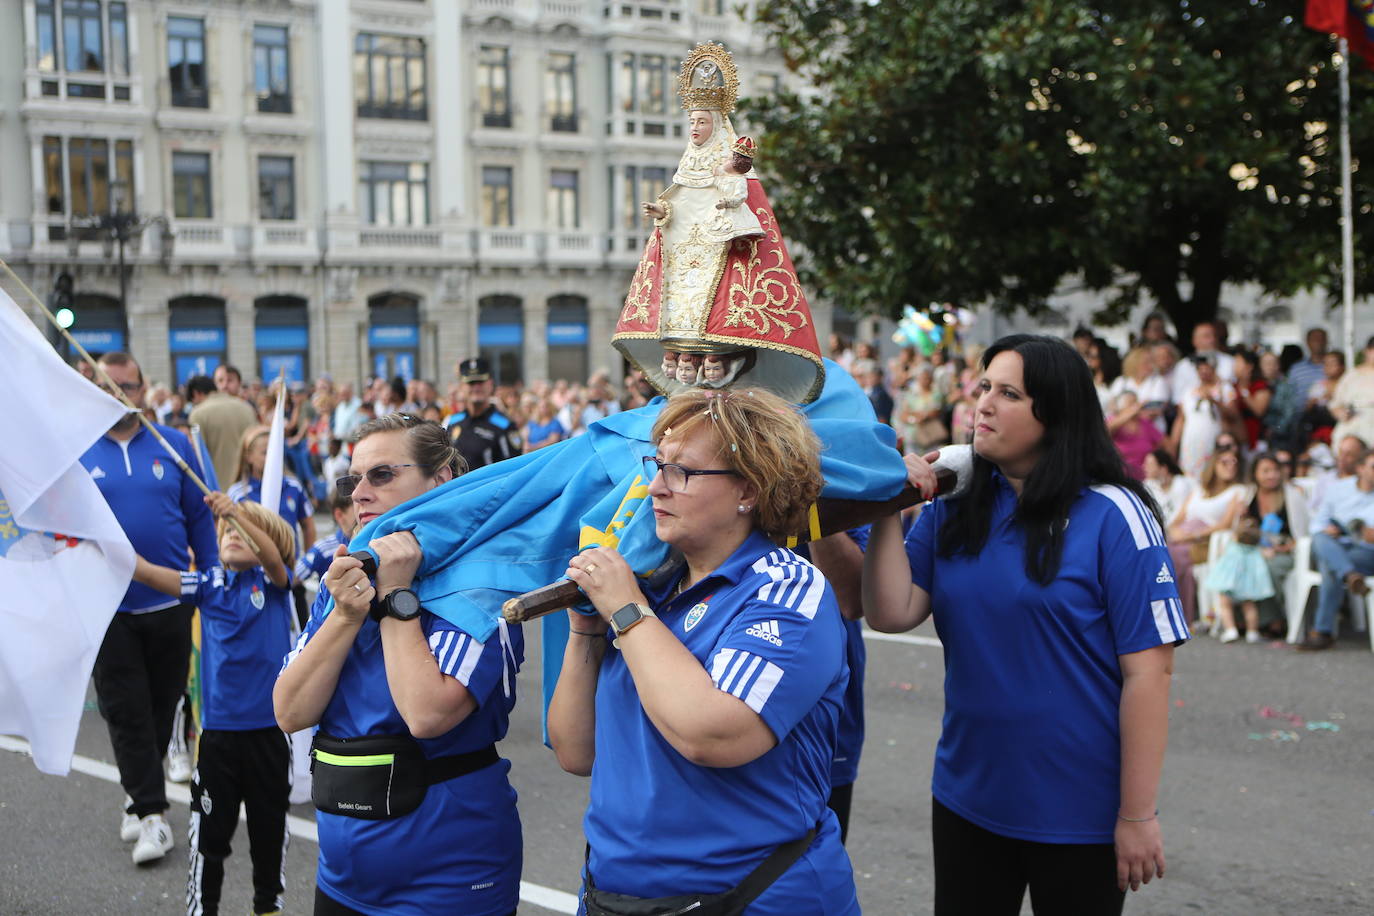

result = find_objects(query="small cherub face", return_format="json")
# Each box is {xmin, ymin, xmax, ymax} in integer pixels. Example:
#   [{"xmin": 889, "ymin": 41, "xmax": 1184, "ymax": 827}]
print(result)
[
  {"xmin": 675, "ymin": 353, "xmax": 702, "ymax": 385},
  {"xmin": 661, "ymin": 350, "xmax": 680, "ymax": 378},
  {"xmin": 702, "ymin": 354, "xmax": 727, "ymax": 382}
]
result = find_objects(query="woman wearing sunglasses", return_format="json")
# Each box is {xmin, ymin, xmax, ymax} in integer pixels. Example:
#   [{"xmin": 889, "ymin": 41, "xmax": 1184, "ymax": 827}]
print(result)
[
  {"xmin": 548, "ymin": 388, "xmax": 859, "ymax": 915},
  {"xmin": 275, "ymin": 414, "xmax": 523, "ymax": 916}
]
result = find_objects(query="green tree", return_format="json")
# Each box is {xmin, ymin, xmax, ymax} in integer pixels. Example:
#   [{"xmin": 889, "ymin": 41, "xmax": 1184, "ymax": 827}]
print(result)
[{"xmin": 744, "ymin": 0, "xmax": 1374, "ymax": 344}]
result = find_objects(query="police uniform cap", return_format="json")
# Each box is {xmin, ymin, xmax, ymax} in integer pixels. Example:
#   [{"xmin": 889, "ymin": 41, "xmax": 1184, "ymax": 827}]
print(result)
[{"xmin": 459, "ymin": 357, "xmax": 492, "ymax": 383}]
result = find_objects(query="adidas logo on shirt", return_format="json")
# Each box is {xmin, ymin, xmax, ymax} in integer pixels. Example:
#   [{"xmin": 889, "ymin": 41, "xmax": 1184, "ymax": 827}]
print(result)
[
  {"xmin": 1155, "ymin": 562, "xmax": 1174, "ymax": 584},
  {"xmin": 745, "ymin": 619, "xmax": 783, "ymax": 646}
]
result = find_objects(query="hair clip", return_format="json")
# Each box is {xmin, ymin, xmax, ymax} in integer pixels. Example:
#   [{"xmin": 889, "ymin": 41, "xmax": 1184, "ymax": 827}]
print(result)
[{"xmin": 730, "ymin": 442, "xmax": 738, "ymax": 452}]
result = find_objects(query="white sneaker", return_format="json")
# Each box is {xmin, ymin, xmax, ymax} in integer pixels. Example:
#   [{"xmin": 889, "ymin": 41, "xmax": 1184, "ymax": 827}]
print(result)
[
  {"xmin": 119, "ymin": 796, "xmax": 139, "ymax": 842},
  {"xmin": 131, "ymin": 814, "xmax": 173, "ymax": 865},
  {"xmin": 1245, "ymin": 630, "xmax": 1263, "ymax": 644},
  {"xmin": 166, "ymin": 749, "xmax": 192, "ymax": 784},
  {"xmin": 1219, "ymin": 627, "xmax": 1241, "ymax": 644}
]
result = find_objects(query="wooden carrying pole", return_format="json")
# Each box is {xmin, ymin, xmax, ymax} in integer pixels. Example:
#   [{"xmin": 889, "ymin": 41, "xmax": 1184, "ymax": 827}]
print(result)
[{"xmin": 0, "ymin": 257, "xmax": 260, "ymax": 553}]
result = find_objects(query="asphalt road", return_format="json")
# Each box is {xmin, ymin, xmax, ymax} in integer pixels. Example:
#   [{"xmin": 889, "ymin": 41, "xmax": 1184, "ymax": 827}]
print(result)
[{"xmin": 3, "ymin": 621, "xmax": 1372, "ymax": 915}]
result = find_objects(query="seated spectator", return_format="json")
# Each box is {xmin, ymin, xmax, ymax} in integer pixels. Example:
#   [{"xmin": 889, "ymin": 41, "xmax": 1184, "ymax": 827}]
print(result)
[
  {"xmin": 1329, "ymin": 336, "xmax": 1374, "ymax": 451},
  {"xmin": 1107, "ymin": 390, "xmax": 1164, "ymax": 479},
  {"xmin": 1306, "ymin": 433, "xmax": 1366, "ymax": 519},
  {"xmin": 1167, "ymin": 450, "xmax": 1249, "ymax": 624},
  {"xmin": 1108, "ymin": 346, "xmax": 1170, "ymax": 432},
  {"xmin": 1143, "ymin": 448, "xmax": 1194, "ymax": 528},
  {"xmin": 1299, "ymin": 446, "xmax": 1374, "ymax": 650},
  {"xmin": 1243, "ymin": 452, "xmax": 1308, "ymax": 638},
  {"xmin": 1231, "ymin": 348, "xmax": 1271, "ymax": 452},
  {"xmin": 1261, "ymin": 349, "xmax": 1302, "ymax": 452},
  {"xmin": 1298, "ymin": 351, "xmax": 1345, "ymax": 446}
]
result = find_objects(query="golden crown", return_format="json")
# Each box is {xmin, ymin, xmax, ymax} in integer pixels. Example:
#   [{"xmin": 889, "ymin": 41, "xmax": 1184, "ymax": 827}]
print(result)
[{"xmin": 678, "ymin": 42, "xmax": 740, "ymax": 114}]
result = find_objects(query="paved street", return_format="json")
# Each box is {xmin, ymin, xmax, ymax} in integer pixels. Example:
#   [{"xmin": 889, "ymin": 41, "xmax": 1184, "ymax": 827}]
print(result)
[{"xmin": 3, "ymin": 620, "xmax": 1372, "ymax": 915}]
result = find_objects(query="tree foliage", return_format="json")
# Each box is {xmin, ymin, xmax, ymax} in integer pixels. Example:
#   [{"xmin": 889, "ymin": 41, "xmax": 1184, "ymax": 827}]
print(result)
[{"xmin": 743, "ymin": 0, "xmax": 1374, "ymax": 341}]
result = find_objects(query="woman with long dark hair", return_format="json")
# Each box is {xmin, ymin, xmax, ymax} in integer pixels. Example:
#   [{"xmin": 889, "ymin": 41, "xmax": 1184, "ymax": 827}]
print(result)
[{"xmin": 864, "ymin": 334, "xmax": 1187, "ymax": 915}]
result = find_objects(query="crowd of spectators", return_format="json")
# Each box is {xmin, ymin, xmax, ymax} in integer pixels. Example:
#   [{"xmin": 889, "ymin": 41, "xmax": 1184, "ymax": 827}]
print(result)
[{"xmin": 94, "ymin": 313, "xmax": 1369, "ymax": 652}]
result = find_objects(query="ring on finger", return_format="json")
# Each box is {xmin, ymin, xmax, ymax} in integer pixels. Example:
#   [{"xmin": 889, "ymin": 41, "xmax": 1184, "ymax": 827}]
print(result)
[
  {"xmin": 585, "ymin": 563, "xmax": 598, "ymax": 574},
  {"xmin": 353, "ymin": 582, "xmax": 365, "ymax": 594}
]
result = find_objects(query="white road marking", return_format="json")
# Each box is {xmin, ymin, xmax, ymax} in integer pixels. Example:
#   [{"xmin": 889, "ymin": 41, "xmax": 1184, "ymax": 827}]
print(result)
[
  {"xmin": 0, "ymin": 734, "xmax": 580, "ymax": 914},
  {"xmin": 861, "ymin": 629, "xmax": 943, "ymax": 648}
]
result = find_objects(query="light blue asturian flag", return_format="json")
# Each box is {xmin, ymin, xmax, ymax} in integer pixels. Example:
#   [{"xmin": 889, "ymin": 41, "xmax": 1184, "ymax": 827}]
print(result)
[{"xmin": 335, "ymin": 360, "xmax": 905, "ymax": 726}]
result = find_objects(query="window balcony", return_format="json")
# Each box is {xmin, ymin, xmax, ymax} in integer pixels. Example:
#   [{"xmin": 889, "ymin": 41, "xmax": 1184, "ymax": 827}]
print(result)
[
  {"xmin": 251, "ymin": 225, "xmax": 317, "ymax": 260},
  {"xmin": 545, "ymin": 231, "xmax": 603, "ymax": 266},
  {"xmin": 358, "ymin": 226, "xmax": 443, "ymax": 249},
  {"xmin": 475, "ymin": 228, "xmax": 533, "ymax": 264}
]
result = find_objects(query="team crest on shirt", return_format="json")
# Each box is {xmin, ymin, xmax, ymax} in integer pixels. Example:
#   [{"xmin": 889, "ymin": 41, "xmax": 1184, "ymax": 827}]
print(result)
[
  {"xmin": 151, "ymin": 459, "xmax": 164, "ymax": 480},
  {"xmin": 250, "ymin": 586, "xmax": 265, "ymax": 609},
  {"xmin": 684, "ymin": 602, "xmax": 708, "ymax": 632},
  {"xmin": 201, "ymin": 792, "xmax": 212, "ymax": 814}
]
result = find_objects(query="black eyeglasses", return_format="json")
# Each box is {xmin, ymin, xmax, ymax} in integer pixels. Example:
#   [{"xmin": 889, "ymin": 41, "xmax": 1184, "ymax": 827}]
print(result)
[
  {"xmin": 103, "ymin": 380, "xmax": 142, "ymax": 393},
  {"xmin": 642, "ymin": 455, "xmax": 740, "ymax": 493},
  {"xmin": 335, "ymin": 464, "xmax": 424, "ymax": 499}
]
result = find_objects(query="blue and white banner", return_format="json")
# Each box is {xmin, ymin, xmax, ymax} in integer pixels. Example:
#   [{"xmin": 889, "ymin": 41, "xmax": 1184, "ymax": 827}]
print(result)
[{"xmin": 0, "ymin": 289, "xmax": 134, "ymax": 775}]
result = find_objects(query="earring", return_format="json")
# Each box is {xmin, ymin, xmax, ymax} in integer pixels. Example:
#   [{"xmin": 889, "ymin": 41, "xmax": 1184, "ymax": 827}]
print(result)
[{"xmin": 737, "ymin": 504, "xmax": 750, "ymax": 514}]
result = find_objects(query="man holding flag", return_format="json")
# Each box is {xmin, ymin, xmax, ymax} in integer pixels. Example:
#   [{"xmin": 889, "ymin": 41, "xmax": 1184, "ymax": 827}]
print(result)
[{"xmin": 80, "ymin": 350, "xmax": 220, "ymax": 865}]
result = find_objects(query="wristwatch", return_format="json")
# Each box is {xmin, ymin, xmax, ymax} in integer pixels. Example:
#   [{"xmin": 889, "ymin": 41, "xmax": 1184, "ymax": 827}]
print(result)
[
  {"xmin": 610, "ymin": 602, "xmax": 656, "ymax": 647},
  {"xmin": 371, "ymin": 587, "xmax": 422, "ymax": 622}
]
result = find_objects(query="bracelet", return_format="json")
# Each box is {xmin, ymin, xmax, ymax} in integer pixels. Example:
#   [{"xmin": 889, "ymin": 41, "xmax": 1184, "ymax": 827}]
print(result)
[
  {"xmin": 569, "ymin": 628, "xmax": 604, "ymax": 637},
  {"xmin": 1117, "ymin": 810, "xmax": 1159, "ymax": 823}
]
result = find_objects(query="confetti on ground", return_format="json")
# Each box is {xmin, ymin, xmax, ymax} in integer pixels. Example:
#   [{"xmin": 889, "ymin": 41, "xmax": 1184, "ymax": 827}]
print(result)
[
  {"xmin": 1257, "ymin": 705, "xmax": 1305, "ymax": 727},
  {"xmin": 1306, "ymin": 721, "xmax": 1341, "ymax": 733},
  {"xmin": 1174, "ymin": 699, "xmax": 1185, "ymax": 708},
  {"xmin": 1247, "ymin": 730, "xmax": 1301, "ymax": 742}
]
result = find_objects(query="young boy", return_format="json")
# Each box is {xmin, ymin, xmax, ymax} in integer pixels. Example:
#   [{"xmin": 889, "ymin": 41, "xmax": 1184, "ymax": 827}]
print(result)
[
  {"xmin": 133, "ymin": 492, "xmax": 296, "ymax": 916},
  {"xmin": 292, "ymin": 487, "xmax": 357, "ymax": 587}
]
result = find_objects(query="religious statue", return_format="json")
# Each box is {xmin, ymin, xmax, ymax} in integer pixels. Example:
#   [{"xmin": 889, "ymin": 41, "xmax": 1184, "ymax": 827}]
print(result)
[{"xmin": 615, "ymin": 43, "xmax": 824, "ymax": 405}]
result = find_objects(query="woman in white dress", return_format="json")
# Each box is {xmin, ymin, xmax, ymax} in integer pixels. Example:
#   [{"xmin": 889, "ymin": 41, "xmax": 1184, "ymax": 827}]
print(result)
[{"xmin": 1166, "ymin": 450, "xmax": 1250, "ymax": 625}]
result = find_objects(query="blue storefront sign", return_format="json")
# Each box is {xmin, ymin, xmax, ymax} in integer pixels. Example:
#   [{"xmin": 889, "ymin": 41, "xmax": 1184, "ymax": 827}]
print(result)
[
  {"xmin": 72, "ymin": 329, "xmax": 125, "ymax": 352},
  {"xmin": 175, "ymin": 355, "xmax": 215, "ymax": 384},
  {"xmin": 260, "ymin": 353, "xmax": 305, "ymax": 383},
  {"xmin": 169, "ymin": 327, "xmax": 227, "ymax": 353},
  {"xmin": 547, "ymin": 322, "xmax": 588, "ymax": 346},
  {"xmin": 255, "ymin": 327, "xmax": 308, "ymax": 350},
  {"xmin": 478, "ymin": 323, "xmax": 523, "ymax": 347},
  {"xmin": 368, "ymin": 325, "xmax": 419, "ymax": 348}
]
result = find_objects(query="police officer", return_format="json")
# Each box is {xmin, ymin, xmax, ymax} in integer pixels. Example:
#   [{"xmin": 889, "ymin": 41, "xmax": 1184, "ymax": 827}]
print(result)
[{"xmin": 445, "ymin": 357, "xmax": 521, "ymax": 469}]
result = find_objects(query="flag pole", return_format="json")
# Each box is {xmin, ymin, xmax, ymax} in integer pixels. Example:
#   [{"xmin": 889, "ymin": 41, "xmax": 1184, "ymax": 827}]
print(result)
[
  {"xmin": 0, "ymin": 256, "xmax": 260, "ymax": 553},
  {"xmin": 1339, "ymin": 36, "xmax": 1356, "ymax": 369}
]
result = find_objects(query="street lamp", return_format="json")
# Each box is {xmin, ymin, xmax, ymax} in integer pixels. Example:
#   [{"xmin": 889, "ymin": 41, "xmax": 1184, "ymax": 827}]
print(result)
[{"xmin": 66, "ymin": 179, "xmax": 175, "ymax": 340}]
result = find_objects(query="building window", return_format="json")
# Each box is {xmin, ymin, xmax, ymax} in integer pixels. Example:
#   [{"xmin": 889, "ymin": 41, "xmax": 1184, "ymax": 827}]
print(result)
[
  {"xmin": 623, "ymin": 165, "xmax": 669, "ymax": 230},
  {"xmin": 253, "ymin": 24, "xmax": 291, "ymax": 113},
  {"xmin": 168, "ymin": 16, "xmax": 208, "ymax": 108},
  {"xmin": 546, "ymin": 52, "xmax": 577, "ymax": 132},
  {"xmin": 43, "ymin": 136, "xmax": 136, "ymax": 222},
  {"xmin": 354, "ymin": 33, "xmax": 427, "ymax": 120},
  {"xmin": 548, "ymin": 169, "xmax": 579, "ymax": 229},
  {"xmin": 479, "ymin": 46, "xmax": 512, "ymax": 128},
  {"xmin": 699, "ymin": 0, "xmax": 725, "ymax": 12},
  {"xmin": 359, "ymin": 161, "xmax": 429, "ymax": 226},
  {"xmin": 36, "ymin": 0, "xmax": 130, "ymax": 96},
  {"xmin": 258, "ymin": 156, "xmax": 295, "ymax": 221},
  {"xmin": 172, "ymin": 152, "xmax": 212, "ymax": 218},
  {"xmin": 481, "ymin": 166, "xmax": 514, "ymax": 227}
]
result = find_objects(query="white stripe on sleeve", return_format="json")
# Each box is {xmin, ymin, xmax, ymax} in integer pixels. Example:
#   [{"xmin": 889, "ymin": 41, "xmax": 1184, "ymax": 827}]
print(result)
[
  {"xmin": 743, "ymin": 662, "xmax": 784, "ymax": 713},
  {"xmin": 453, "ymin": 634, "xmax": 486, "ymax": 686},
  {"xmin": 180, "ymin": 571, "xmax": 200, "ymax": 598},
  {"xmin": 728, "ymin": 654, "xmax": 763, "ymax": 697},
  {"xmin": 1091, "ymin": 485, "xmax": 1161, "ymax": 549},
  {"xmin": 1150, "ymin": 599, "xmax": 1177, "ymax": 643},
  {"xmin": 710, "ymin": 648, "xmax": 736, "ymax": 685}
]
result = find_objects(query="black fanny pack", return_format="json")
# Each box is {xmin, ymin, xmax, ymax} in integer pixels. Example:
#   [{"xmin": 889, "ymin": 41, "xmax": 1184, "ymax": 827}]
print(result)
[
  {"xmin": 310, "ymin": 733, "xmax": 498, "ymax": 821},
  {"xmin": 582, "ymin": 826, "xmax": 816, "ymax": 916}
]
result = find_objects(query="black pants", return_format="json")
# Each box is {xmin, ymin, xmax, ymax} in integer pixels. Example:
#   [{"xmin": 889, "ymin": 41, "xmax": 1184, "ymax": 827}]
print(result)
[
  {"xmin": 313, "ymin": 887, "xmax": 517, "ymax": 916},
  {"xmin": 932, "ymin": 799, "xmax": 1125, "ymax": 916},
  {"xmin": 827, "ymin": 782, "xmax": 854, "ymax": 845},
  {"xmin": 188, "ymin": 728, "xmax": 291, "ymax": 916},
  {"xmin": 92, "ymin": 604, "xmax": 194, "ymax": 818}
]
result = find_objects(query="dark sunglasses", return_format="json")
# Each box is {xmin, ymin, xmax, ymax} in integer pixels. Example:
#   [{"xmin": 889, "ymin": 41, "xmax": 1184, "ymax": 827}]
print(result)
[{"xmin": 335, "ymin": 463, "xmax": 424, "ymax": 499}]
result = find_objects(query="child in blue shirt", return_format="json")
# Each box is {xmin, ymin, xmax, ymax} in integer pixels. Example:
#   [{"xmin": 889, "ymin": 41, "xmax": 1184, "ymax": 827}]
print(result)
[{"xmin": 134, "ymin": 493, "xmax": 297, "ymax": 916}]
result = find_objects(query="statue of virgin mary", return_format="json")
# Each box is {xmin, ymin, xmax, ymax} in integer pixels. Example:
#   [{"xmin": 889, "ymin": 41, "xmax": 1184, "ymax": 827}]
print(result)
[{"xmin": 615, "ymin": 43, "xmax": 824, "ymax": 405}]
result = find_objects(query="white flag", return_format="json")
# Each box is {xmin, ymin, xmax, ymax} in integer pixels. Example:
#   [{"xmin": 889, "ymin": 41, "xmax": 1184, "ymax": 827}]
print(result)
[
  {"xmin": 260, "ymin": 381, "xmax": 286, "ymax": 513},
  {"xmin": 0, "ymin": 288, "xmax": 134, "ymax": 775}
]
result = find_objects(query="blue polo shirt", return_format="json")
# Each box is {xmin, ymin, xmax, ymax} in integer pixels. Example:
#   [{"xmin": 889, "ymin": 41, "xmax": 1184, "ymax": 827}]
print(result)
[
  {"xmin": 906, "ymin": 475, "xmax": 1189, "ymax": 843},
  {"xmin": 295, "ymin": 528, "xmax": 346, "ymax": 582},
  {"xmin": 283, "ymin": 591, "xmax": 524, "ymax": 916},
  {"xmin": 80, "ymin": 423, "xmax": 220, "ymax": 613},
  {"xmin": 227, "ymin": 475, "xmax": 313, "ymax": 549},
  {"xmin": 584, "ymin": 531, "xmax": 859, "ymax": 914},
  {"xmin": 179, "ymin": 565, "xmax": 293, "ymax": 730}
]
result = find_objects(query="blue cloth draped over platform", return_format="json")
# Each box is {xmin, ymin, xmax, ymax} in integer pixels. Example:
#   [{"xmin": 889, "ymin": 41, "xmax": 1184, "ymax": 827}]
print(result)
[{"xmin": 340, "ymin": 359, "xmax": 904, "ymax": 652}]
